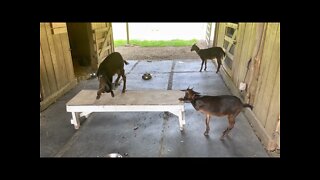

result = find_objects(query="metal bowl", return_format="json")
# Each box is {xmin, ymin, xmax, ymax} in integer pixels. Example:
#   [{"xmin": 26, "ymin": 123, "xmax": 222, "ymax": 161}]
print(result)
[
  {"xmin": 142, "ymin": 73, "xmax": 152, "ymax": 80},
  {"xmin": 106, "ymin": 153, "xmax": 122, "ymax": 158}
]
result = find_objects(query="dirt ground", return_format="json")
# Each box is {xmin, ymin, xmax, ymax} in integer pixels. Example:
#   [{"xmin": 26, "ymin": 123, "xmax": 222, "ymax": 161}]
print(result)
[{"xmin": 115, "ymin": 40, "xmax": 207, "ymax": 60}]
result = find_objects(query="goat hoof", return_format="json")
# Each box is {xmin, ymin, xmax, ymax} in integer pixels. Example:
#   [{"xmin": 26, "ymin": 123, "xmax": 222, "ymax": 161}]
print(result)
[{"xmin": 204, "ymin": 132, "xmax": 209, "ymax": 136}]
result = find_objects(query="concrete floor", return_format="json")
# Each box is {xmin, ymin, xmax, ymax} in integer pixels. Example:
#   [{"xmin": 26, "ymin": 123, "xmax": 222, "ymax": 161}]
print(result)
[{"xmin": 40, "ymin": 60, "xmax": 269, "ymax": 157}]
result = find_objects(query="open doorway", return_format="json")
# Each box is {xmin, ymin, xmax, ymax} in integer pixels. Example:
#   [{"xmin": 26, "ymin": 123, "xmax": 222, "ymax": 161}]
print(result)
[
  {"xmin": 66, "ymin": 23, "xmax": 96, "ymax": 80},
  {"xmin": 112, "ymin": 23, "xmax": 215, "ymax": 60}
]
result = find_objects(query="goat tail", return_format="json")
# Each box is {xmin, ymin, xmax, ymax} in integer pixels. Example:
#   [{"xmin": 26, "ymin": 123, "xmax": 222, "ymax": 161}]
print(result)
[
  {"xmin": 123, "ymin": 60, "xmax": 129, "ymax": 65},
  {"xmin": 243, "ymin": 104, "xmax": 253, "ymax": 110}
]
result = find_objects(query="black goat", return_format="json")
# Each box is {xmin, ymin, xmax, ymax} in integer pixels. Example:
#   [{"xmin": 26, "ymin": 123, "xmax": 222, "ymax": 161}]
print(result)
[
  {"xmin": 96, "ymin": 52, "xmax": 129, "ymax": 99},
  {"xmin": 179, "ymin": 87, "xmax": 253, "ymax": 139},
  {"xmin": 191, "ymin": 44, "xmax": 225, "ymax": 73}
]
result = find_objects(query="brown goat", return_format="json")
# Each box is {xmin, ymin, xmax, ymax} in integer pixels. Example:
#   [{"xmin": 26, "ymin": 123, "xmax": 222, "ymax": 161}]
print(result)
[
  {"xmin": 179, "ymin": 87, "xmax": 253, "ymax": 139},
  {"xmin": 96, "ymin": 52, "xmax": 129, "ymax": 99},
  {"xmin": 191, "ymin": 44, "xmax": 225, "ymax": 73}
]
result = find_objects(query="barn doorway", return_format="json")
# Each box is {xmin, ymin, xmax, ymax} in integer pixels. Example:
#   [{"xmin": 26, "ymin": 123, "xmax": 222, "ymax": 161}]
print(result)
[
  {"xmin": 66, "ymin": 23, "xmax": 96, "ymax": 80},
  {"xmin": 111, "ymin": 23, "xmax": 215, "ymax": 60}
]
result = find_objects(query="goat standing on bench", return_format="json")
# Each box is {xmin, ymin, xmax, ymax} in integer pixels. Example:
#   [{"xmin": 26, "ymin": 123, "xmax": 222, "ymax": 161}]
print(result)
[
  {"xmin": 96, "ymin": 52, "xmax": 129, "ymax": 99},
  {"xmin": 191, "ymin": 44, "xmax": 225, "ymax": 73},
  {"xmin": 179, "ymin": 87, "xmax": 253, "ymax": 139}
]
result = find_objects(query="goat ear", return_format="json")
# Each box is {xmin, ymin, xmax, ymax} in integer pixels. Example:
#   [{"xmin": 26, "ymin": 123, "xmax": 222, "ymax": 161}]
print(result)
[{"xmin": 180, "ymin": 89, "xmax": 187, "ymax": 92}]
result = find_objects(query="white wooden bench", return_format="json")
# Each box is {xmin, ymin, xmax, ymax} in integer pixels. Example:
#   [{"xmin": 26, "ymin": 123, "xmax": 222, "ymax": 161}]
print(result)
[{"xmin": 66, "ymin": 90, "xmax": 186, "ymax": 131}]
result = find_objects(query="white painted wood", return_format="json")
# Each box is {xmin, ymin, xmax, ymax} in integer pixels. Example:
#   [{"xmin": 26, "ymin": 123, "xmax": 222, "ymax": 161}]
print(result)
[
  {"xmin": 71, "ymin": 112, "xmax": 80, "ymax": 129},
  {"xmin": 80, "ymin": 112, "xmax": 93, "ymax": 118},
  {"xmin": 66, "ymin": 90, "xmax": 186, "ymax": 130}
]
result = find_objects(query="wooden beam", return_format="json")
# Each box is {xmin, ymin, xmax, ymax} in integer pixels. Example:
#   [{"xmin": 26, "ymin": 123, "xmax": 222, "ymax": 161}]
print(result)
[
  {"xmin": 226, "ymin": 23, "xmax": 238, "ymax": 29},
  {"xmin": 51, "ymin": 23, "xmax": 66, "ymax": 28},
  {"xmin": 224, "ymin": 36, "xmax": 235, "ymax": 44},
  {"xmin": 93, "ymin": 27, "xmax": 108, "ymax": 33},
  {"xmin": 52, "ymin": 27, "xmax": 67, "ymax": 34},
  {"xmin": 225, "ymin": 51, "xmax": 234, "ymax": 60},
  {"xmin": 126, "ymin": 22, "xmax": 130, "ymax": 45},
  {"xmin": 99, "ymin": 45, "xmax": 111, "ymax": 58},
  {"xmin": 226, "ymin": 29, "xmax": 237, "ymax": 52},
  {"xmin": 98, "ymin": 27, "xmax": 112, "ymax": 57}
]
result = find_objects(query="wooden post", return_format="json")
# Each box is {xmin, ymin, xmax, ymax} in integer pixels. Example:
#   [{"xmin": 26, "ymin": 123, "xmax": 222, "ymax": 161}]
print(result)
[
  {"xmin": 206, "ymin": 23, "xmax": 212, "ymax": 47},
  {"xmin": 126, "ymin": 22, "xmax": 130, "ymax": 45}
]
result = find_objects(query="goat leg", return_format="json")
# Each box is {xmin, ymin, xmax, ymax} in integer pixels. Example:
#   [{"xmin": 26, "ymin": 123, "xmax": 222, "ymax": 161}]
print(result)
[
  {"xmin": 200, "ymin": 59, "xmax": 205, "ymax": 72},
  {"xmin": 216, "ymin": 58, "xmax": 222, "ymax": 73},
  {"xmin": 121, "ymin": 71, "xmax": 126, "ymax": 93},
  {"xmin": 114, "ymin": 74, "xmax": 121, "ymax": 87},
  {"xmin": 204, "ymin": 59, "xmax": 207, "ymax": 71},
  {"xmin": 220, "ymin": 116, "xmax": 235, "ymax": 139},
  {"xmin": 204, "ymin": 114, "xmax": 211, "ymax": 136},
  {"xmin": 96, "ymin": 87, "xmax": 105, "ymax": 99}
]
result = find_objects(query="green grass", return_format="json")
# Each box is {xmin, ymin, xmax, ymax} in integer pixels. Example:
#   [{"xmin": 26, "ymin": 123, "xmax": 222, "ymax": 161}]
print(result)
[{"xmin": 114, "ymin": 39, "xmax": 198, "ymax": 47}]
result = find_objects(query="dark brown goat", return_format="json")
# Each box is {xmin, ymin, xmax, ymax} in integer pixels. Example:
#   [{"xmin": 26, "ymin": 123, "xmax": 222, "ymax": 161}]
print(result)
[
  {"xmin": 96, "ymin": 52, "xmax": 129, "ymax": 99},
  {"xmin": 179, "ymin": 87, "xmax": 253, "ymax": 139},
  {"xmin": 191, "ymin": 44, "xmax": 225, "ymax": 73}
]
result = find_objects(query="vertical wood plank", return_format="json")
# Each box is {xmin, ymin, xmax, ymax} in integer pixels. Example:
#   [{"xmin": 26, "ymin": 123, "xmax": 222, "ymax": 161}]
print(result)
[
  {"xmin": 45, "ymin": 23, "xmax": 61, "ymax": 89},
  {"xmin": 217, "ymin": 23, "xmax": 226, "ymax": 47},
  {"xmin": 52, "ymin": 34, "xmax": 68, "ymax": 87},
  {"xmin": 234, "ymin": 23, "xmax": 253, "ymax": 86},
  {"xmin": 40, "ymin": 23, "xmax": 58, "ymax": 94},
  {"xmin": 232, "ymin": 23, "xmax": 246, "ymax": 81},
  {"xmin": 264, "ymin": 25, "xmax": 280, "ymax": 135},
  {"xmin": 265, "ymin": 64, "xmax": 280, "ymax": 136},
  {"xmin": 40, "ymin": 45, "xmax": 51, "ymax": 99},
  {"xmin": 213, "ymin": 23, "xmax": 220, "ymax": 46},
  {"xmin": 110, "ymin": 23, "xmax": 115, "ymax": 53},
  {"xmin": 60, "ymin": 33, "xmax": 75, "ymax": 82},
  {"xmin": 239, "ymin": 24, "xmax": 256, "ymax": 87},
  {"xmin": 253, "ymin": 23, "xmax": 279, "ymax": 126},
  {"xmin": 247, "ymin": 24, "xmax": 267, "ymax": 105}
]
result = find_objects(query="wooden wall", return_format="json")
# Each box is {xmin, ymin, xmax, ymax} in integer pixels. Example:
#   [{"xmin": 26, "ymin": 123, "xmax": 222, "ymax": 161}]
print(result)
[
  {"xmin": 91, "ymin": 23, "xmax": 114, "ymax": 65},
  {"xmin": 40, "ymin": 22, "xmax": 77, "ymax": 111},
  {"xmin": 214, "ymin": 23, "xmax": 280, "ymax": 151}
]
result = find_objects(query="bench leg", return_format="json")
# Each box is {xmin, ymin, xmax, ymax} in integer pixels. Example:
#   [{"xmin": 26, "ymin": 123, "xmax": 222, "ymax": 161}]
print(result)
[
  {"xmin": 170, "ymin": 110, "xmax": 185, "ymax": 131},
  {"xmin": 71, "ymin": 112, "xmax": 80, "ymax": 129},
  {"xmin": 80, "ymin": 112, "xmax": 92, "ymax": 119},
  {"xmin": 178, "ymin": 110, "xmax": 186, "ymax": 131}
]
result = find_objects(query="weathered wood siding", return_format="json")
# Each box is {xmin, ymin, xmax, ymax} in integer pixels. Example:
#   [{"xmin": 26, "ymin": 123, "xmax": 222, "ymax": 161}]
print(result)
[
  {"xmin": 91, "ymin": 23, "xmax": 114, "ymax": 64},
  {"xmin": 214, "ymin": 23, "xmax": 280, "ymax": 150},
  {"xmin": 40, "ymin": 22, "xmax": 77, "ymax": 111}
]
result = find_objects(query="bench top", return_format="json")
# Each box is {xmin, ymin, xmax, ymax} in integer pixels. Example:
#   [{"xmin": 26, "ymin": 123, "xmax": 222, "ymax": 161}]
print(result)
[{"xmin": 66, "ymin": 90, "xmax": 185, "ymax": 106}]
